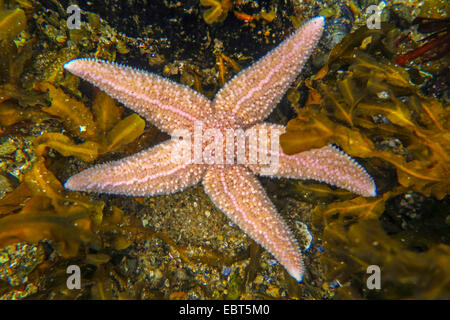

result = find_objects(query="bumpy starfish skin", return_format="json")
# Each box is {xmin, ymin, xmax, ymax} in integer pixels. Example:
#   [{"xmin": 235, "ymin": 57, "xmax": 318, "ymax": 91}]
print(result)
[
  {"xmin": 245, "ymin": 123, "xmax": 375, "ymax": 197},
  {"xmin": 65, "ymin": 139, "xmax": 207, "ymax": 196},
  {"xmin": 203, "ymin": 165, "xmax": 304, "ymax": 280},
  {"xmin": 64, "ymin": 17, "xmax": 376, "ymax": 282},
  {"xmin": 62, "ymin": 58, "xmax": 214, "ymax": 135},
  {"xmin": 214, "ymin": 18, "xmax": 326, "ymax": 128}
]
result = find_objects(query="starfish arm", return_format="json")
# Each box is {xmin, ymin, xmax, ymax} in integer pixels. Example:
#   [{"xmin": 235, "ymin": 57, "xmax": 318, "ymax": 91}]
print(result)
[
  {"xmin": 65, "ymin": 139, "xmax": 207, "ymax": 196},
  {"xmin": 203, "ymin": 164, "xmax": 304, "ymax": 281},
  {"xmin": 246, "ymin": 123, "xmax": 377, "ymax": 197},
  {"xmin": 64, "ymin": 58, "xmax": 213, "ymax": 135},
  {"xmin": 212, "ymin": 16, "xmax": 325, "ymax": 128}
]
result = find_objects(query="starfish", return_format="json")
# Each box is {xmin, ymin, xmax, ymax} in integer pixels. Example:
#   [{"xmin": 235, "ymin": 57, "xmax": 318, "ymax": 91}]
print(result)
[{"xmin": 63, "ymin": 16, "xmax": 376, "ymax": 282}]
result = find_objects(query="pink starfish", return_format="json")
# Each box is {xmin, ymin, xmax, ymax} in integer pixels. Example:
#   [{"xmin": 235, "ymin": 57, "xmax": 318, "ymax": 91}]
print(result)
[{"xmin": 64, "ymin": 17, "xmax": 376, "ymax": 282}]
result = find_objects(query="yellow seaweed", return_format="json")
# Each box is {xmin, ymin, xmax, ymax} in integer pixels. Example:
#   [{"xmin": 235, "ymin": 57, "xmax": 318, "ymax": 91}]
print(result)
[
  {"xmin": 92, "ymin": 90, "xmax": 123, "ymax": 133},
  {"xmin": 0, "ymin": 8, "xmax": 26, "ymax": 41},
  {"xmin": 0, "ymin": 101, "xmax": 22, "ymax": 125},
  {"xmin": 0, "ymin": 101, "xmax": 50, "ymax": 126},
  {"xmin": 0, "ymin": 208, "xmax": 95, "ymax": 258},
  {"xmin": 23, "ymin": 157, "xmax": 65, "ymax": 206},
  {"xmin": 105, "ymin": 113, "xmax": 145, "ymax": 152},
  {"xmin": 28, "ymin": 83, "xmax": 145, "ymax": 162},
  {"xmin": 0, "ymin": 182, "xmax": 31, "ymax": 215},
  {"xmin": 313, "ymin": 188, "xmax": 403, "ymax": 227},
  {"xmin": 23, "ymin": 157, "xmax": 105, "ymax": 219},
  {"xmin": 280, "ymin": 108, "xmax": 334, "ymax": 153},
  {"xmin": 281, "ymin": 23, "xmax": 450, "ymax": 299},
  {"xmin": 200, "ymin": 0, "xmax": 233, "ymax": 24},
  {"xmin": 280, "ymin": 30, "xmax": 449, "ymax": 200},
  {"xmin": 260, "ymin": 8, "xmax": 277, "ymax": 22},
  {"xmin": 35, "ymin": 132, "xmax": 100, "ymax": 162},
  {"xmin": 320, "ymin": 219, "xmax": 450, "ymax": 299},
  {"xmin": 34, "ymin": 82, "xmax": 99, "ymax": 140},
  {"xmin": 294, "ymin": 181, "xmax": 353, "ymax": 201}
]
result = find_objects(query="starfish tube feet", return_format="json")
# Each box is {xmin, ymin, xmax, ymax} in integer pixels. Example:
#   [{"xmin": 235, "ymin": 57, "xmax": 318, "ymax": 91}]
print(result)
[
  {"xmin": 213, "ymin": 16, "xmax": 325, "ymax": 127},
  {"xmin": 63, "ymin": 58, "xmax": 214, "ymax": 135},
  {"xmin": 203, "ymin": 165, "xmax": 305, "ymax": 281},
  {"xmin": 246, "ymin": 123, "xmax": 377, "ymax": 197},
  {"xmin": 65, "ymin": 140, "xmax": 207, "ymax": 196},
  {"xmin": 62, "ymin": 16, "xmax": 378, "ymax": 282}
]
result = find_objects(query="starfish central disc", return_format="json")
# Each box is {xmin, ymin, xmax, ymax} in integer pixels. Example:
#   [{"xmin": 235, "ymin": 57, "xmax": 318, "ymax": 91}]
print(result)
[{"xmin": 63, "ymin": 16, "xmax": 376, "ymax": 282}]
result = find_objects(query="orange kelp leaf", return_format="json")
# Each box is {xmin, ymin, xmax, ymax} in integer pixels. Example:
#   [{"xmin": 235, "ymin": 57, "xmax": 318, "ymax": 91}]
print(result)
[
  {"xmin": 408, "ymin": 130, "xmax": 450, "ymax": 163},
  {"xmin": 321, "ymin": 219, "xmax": 450, "ymax": 299},
  {"xmin": 334, "ymin": 129, "xmax": 448, "ymax": 199},
  {"xmin": 304, "ymin": 78, "xmax": 322, "ymax": 106},
  {"xmin": 320, "ymin": 83, "xmax": 354, "ymax": 126},
  {"xmin": 322, "ymin": 76, "xmax": 367, "ymax": 126},
  {"xmin": 233, "ymin": 11, "xmax": 257, "ymax": 23},
  {"xmin": 377, "ymin": 151, "xmax": 449, "ymax": 200},
  {"xmin": 331, "ymin": 121, "xmax": 449, "ymax": 199},
  {"xmin": 313, "ymin": 188, "xmax": 402, "ymax": 226},
  {"xmin": 0, "ymin": 187, "xmax": 104, "ymax": 281},
  {"xmin": 112, "ymin": 235, "xmax": 133, "ymax": 250},
  {"xmin": 100, "ymin": 206, "xmax": 130, "ymax": 234},
  {"xmin": 0, "ymin": 101, "xmax": 50, "ymax": 126},
  {"xmin": 98, "ymin": 206, "xmax": 146, "ymax": 251},
  {"xmin": 34, "ymin": 82, "xmax": 99, "ymax": 140},
  {"xmin": 52, "ymin": 190, "xmax": 105, "ymax": 227},
  {"xmin": 397, "ymin": 162, "xmax": 449, "ymax": 200},
  {"xmin": 19, "ymin": 195, "xmax": 53, "ymax": 214},
  {"xmin": 0, "ymin": 209, "xmax": 96, "ymax": 257},
  {"xmin": 412, "ymin": 95, "xmax": 448, "ymax": 132},
  {"xmin": 86, "ymin": 253, "xmax": 110, "ymax": 266},
  {"xmin": 259, "ymin": 9, "xmax": 277, "ymax": 22},
  {"xmin": 221, "ymin": 53, "xmax": 241, "ymax": 73},
  {"xmin": 315, "ymin": 25, "xmax": 394, "ymax": 89},
  {"xmin": 0, "ymin": 182, "xmax": 32, "ymax": 215},
  {"xmin": 337, "ymin": 78, "xmax": 365, "ymax": 111},
  {"xmin": 282, "ymin": 94, "xmax": 449, "ymax": 201},
  {"xmin": 101, "ymin": 205, "xmax": 124, "ymax": 226},
  {"xmin": 317, "ymin": 195, "xmax": 384, "ymax": 222},
  {"xmin": 105, "ymin": 113, "xmax": 145, "ymax": 152},
  {"xmin": 92, "ymin": 90, "xmax": 122, "ymax": 133},
  {"xmin": 349, "ymin": 54, "xmax": 413, "ymax": 94},
  {"xmin": 200, "ymin": 0, "xmax": 232, "ymax": 24},
  {"xmin": 69, "ymin": 193, "xmax": 104, "ymax": 227},
  {"xmin": 0, "ymin": 83, "xmax": 48, "ymax": 107},
  {"xmin": 327, "ymin": 26, "xmax": 387, "ymax": 64},
  {"xmin": 35, "ymin": 132, "xmax": 100, "ymax": 162},
  {"xmin": 0, "ymin": 8, "xmax": 26, "ymax": 41},
  {"xmin": 295, "ymin": 181, "xmax": 354, "ymax": 201},
  {"xmin": 9, "ymin": 38, "xmax": 33, "ymax": 84},
  {"xmin": 355, "ymin": 117, "xmax": 409, "ymax": 137},
  {"xmin": 281, "ymin": 107, "xmax": 376, "ymax": 157},
  {"xmin": 331, "ymin": 123, "xmax": 376, "ymax": 157},
  {"xmin": 24, "ymin": 157, "xmax": 64, "ymax": 205},
  {"xmin": 312, "ymin": 64, "xmax": 329, "ymax": 82},
  {"xmin": 358, "ymin": 99, "xmax": 416, "ymax": 129},
  {"xmin": 24, "ymin": 157, "xmax": 105, "ymax": 222},
  {"xmin": 280, "ymin": 108, "xmax": 334, "ymax": 154},
  {"xmin": 0, "ymin": 101, "xmax": 22, "ymax": 126}
]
